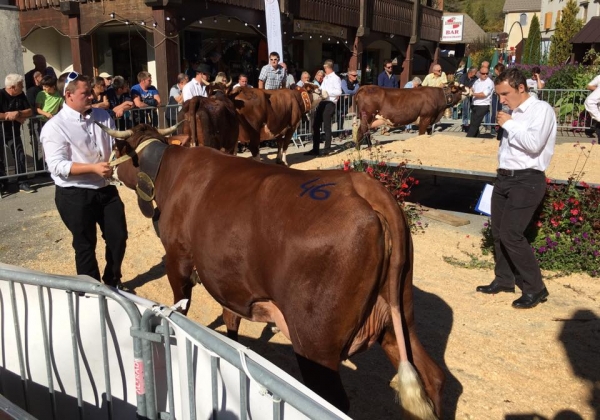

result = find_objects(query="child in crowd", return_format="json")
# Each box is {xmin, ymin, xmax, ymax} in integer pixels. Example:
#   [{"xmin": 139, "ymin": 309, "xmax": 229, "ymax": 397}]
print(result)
[{"xmin": 35, "ymin": 75, "xmax": 63, "ymax": 122}]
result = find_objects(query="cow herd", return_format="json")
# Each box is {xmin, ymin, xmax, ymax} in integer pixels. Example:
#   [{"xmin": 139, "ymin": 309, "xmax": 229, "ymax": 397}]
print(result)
[{"xmin": 96, "ymin": 82, "xmax": 472, "ymax": 419}]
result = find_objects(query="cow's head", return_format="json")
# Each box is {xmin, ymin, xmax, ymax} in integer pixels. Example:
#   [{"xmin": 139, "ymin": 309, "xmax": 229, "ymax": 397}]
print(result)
[
  {"xmin": 453, "ymin": 82, "xmax": 472, "ymax": 100},
  {"xmin": 96, "ymin": 122, "xmax": 181, "ymax": 217},
  {"xmin": 298, "ymin": 83, "xmax": 329, "ymax": 111},
  {"xmin": 206, "ymin": 78, "xmax": 233, "ymax": 96}
]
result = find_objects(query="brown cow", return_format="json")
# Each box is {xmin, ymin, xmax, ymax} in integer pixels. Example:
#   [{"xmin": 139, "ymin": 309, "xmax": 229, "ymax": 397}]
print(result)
[
  {"xmin": 99, "ymin": 122, "xmax": 444, "ymax": 419},
  {"xmin": 354, "ymin": 84, "xmax": 471, "ymax": 146},
  {"xmin": 179, "ymin": 90, "xmax": 239, "ymax": 154},
  {"xmin": 230, "ymin": 84, "xmax": 328, "ymax": 165}
]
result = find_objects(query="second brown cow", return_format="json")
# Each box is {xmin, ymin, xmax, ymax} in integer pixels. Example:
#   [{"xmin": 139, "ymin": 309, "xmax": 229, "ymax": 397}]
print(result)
[{"xmin": 230, "ymin": 84, "xmax": 328, "ymax": 165}]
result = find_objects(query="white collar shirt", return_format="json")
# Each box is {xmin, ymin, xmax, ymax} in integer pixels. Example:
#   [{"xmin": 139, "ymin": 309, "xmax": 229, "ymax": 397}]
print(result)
[
  {"xmin": 40, "ymin": 104, "xmax": 116, "ymax": 189},
  {"xmin": 182, "ymin": 78, "xmax": 207, "ymax": 102},
  {"xmin": 584, "ymin": 86, "xmax": 600, "ymax": 122},
  {"xmin": 499, "ymin": 96, "xmax": 556, "ymax": 171},
  {"xmin": 472, "ymin": 77, "xmax": 495, "ymax": 106},
  {"xmin": 321, "ymin": 71, "xmax": 342, "ymax": 103}
]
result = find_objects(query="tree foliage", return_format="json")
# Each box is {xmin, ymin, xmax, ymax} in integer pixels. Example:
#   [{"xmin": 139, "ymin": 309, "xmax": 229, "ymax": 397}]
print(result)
[
  {"xmin": 522, "ymin": 15, "xmax": 542, "ymax": 65},
  {"xmin": 444, "ymin": 0, "xmax": 462, "ymax": 12},
  {"xmin": 548, "ymin": 0, "xmax": 583, "ymax": 66},
  {"xmin": 465, "ymin": 0, "xmax": 473, "ymax": 17},
  {"xmin": 474, "ymin": 4, "xmax": 488, "ymax": 28}
]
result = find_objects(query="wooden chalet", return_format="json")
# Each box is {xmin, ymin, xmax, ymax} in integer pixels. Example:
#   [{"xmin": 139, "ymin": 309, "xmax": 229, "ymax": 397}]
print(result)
[{"xmin": 16, "ymin": 0, "xmax": 443, "ymax": 96}]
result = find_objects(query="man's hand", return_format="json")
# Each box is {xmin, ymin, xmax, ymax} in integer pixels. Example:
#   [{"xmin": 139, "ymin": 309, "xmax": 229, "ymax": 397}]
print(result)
[
  {"xmin": 497, "ymin": 111, "xmax": 511, "ymax": 127},
  {"xmin": 114, "ymin": 108, "xmax": 124, "ymax": 118},
  {"xmin": 4, "ymin": 111, "xmax": 19, "ymax": 121},
  {"xmin": 94, "ymin": 162, "xmax": 113, "ymax": 178}
]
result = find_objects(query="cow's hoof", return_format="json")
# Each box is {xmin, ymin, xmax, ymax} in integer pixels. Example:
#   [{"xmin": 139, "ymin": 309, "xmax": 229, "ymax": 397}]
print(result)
[{"xmin": 275, "ymin": 159, "xmax": 288, "ymax": 166}]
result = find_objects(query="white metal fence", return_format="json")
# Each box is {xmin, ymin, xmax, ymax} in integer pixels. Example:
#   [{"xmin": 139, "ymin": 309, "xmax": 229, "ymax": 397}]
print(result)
[
  {"xmin": 0, "ymin": 263, "xmax": 349, "ymax": 420},
  {"xmin": 2, "ymin": 88, "xmax": 595, "ymax": 189}
]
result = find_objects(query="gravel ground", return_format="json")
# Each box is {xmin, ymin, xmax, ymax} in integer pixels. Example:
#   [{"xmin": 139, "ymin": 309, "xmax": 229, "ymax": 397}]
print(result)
[{"xmin": 1, "ymin": 131, "xmax": 598, "ymax": 419}]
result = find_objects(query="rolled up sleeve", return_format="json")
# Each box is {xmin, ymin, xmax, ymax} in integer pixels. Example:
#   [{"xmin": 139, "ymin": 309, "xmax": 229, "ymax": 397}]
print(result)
[{"xmin": 41, "ymin": 122, "xmax": 73, "ymax": 178}]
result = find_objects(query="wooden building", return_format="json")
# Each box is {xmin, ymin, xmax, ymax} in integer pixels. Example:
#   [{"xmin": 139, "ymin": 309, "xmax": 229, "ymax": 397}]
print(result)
[{"xmin": 17, "ymin": 0, "xmax": 443, "ymax": 96}]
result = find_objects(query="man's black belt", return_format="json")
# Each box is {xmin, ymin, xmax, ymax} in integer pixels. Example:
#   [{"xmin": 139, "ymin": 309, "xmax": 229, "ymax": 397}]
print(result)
[{"xmin": 497, "ymin": 168, "xmax": 544, "ymax": 177}]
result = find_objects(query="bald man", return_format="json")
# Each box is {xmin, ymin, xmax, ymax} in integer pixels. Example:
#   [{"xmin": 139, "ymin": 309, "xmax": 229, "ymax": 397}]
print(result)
[{"xmin": 422, "ymin": 64, "xmax": 448, "ymax": 87}]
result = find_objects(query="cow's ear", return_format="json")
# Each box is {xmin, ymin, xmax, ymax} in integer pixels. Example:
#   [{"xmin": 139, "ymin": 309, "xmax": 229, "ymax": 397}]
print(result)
[{"xmin": 113, "ymin": 139, "xmax": 130, "ymax": 157}]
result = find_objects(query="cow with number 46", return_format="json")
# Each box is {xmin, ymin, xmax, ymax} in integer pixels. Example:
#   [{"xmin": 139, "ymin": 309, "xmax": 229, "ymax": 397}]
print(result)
[{"xmin": 97, "ymin": 120, "xmax": 445, "ymax": 420}]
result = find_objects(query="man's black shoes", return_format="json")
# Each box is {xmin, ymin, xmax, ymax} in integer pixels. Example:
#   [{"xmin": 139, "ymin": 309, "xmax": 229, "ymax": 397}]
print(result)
[
  {"xmin": 512, "ymin": 287, "xmax": 549, "ymax": 309},
  {"xmin": 303, "ymin": 150, "xmax": 320, "ymax": 156},
  {"xmin": 19, "ymin": 182, "xmax": 35, "ymax": 193},
  {"xmin": 476, "ymin": 280, "xmax": 515, "ymax": 294}
]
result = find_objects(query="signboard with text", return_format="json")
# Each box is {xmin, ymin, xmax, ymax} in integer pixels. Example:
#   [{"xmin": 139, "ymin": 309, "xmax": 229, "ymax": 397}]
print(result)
[{"xmin": 441, "ymin": 15, "xmax": 464, "ymax": 43}]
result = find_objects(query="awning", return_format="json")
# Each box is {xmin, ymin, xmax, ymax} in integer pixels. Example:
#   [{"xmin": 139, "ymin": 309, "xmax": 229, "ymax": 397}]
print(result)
[{"xmin": 571, "ymin": 16, "xmax": 600, "ymax": 44}]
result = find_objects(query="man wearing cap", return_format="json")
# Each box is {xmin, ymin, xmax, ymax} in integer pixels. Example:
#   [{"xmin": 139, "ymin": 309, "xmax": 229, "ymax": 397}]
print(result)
[
  {"xmin": 99, "ymin": 72, "xmax": 113, "ymax": 90},
  {"xmin": 340, "ymin": 69, "xmax": 360, "ymax": 124},
  {"xmin": 182, "ymin": 63, "xmax": 211, "ymax": 102}
]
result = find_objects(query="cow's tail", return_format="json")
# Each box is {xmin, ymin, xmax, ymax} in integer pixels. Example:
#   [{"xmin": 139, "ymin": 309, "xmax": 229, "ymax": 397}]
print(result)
[{"xmin": 382, "ymin": 213, "xmax": 437, "ymax": 420}]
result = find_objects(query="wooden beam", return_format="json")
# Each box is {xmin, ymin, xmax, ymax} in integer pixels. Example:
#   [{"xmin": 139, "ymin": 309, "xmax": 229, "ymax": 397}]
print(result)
[
  {"xmin": 152, "ymin": 7, "xmax": 180, "ymax": 120},
  {"xmin": 69, "ymin": 15, "xmax": 93, "ymax": 75}
]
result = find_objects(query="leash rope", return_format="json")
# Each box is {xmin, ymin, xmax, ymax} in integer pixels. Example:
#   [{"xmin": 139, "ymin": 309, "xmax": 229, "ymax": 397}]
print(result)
[{"xmin": 109, "ymin": 138, "xmax": 162, "ymax": 167}]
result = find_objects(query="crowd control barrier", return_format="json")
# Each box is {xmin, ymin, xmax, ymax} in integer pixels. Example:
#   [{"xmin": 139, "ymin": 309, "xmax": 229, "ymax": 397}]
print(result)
[
  {"xmin": 0, "ymin": 263, "xmax": 349, "ymax": 420},
  {"xmin": 2, "ymin": 88, "xmax": 594, "ymax": 195}
]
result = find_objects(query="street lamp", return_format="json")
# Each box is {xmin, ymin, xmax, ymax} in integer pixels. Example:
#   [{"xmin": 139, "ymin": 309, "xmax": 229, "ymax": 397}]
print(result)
[{"xmin": 506, "ymin": 21, "xmax": 524, "ymax": 64}]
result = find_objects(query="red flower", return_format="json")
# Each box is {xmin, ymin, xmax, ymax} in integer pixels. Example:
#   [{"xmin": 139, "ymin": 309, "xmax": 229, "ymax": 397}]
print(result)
[
  {"xmin": 343, "ymin": 160, "xmax": 350, "ymax": 171},
  {"xmin": 571, "ymin": 209, "xmax": 579, "ymax": 216},
  {"xmin": 366, "ymin": 166, "xmax": 374, "ymax": 175},
  {"xmin": 580, "ymin": 181, "xmax": 589, "ymax": 188},
  {"xmin": 550, "ymin": 219, "xmax": 559, "ymax": 227}
]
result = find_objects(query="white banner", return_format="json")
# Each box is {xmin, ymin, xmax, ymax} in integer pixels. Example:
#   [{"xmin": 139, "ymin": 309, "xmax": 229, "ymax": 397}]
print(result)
[
  {"xmin": 264, "ymin": 0, "xmax": 283, "ymax": 60},
  {"xmin": 441, "ymin": 15, "xmax": 464, "ymax": 42}
]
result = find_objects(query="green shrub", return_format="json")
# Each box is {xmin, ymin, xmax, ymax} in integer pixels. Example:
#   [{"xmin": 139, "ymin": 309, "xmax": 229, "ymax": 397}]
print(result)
[{"xmin": 481, "ymin": 141, "xmax": 600, "ymax": 277}]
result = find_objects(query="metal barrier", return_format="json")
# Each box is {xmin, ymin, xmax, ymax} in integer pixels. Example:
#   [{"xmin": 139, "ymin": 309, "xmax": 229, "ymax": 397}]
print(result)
[
  {"xmin": 439, "ymin": 89, "xmax": 595, "ymax": 133},
  {"xmin": 0, "ymin": 263, "xmax": 349, "ymax": 420},
  {"xmin": 1, "ymin": 117, "xmax": 47, "ymax": 187},
  {"xmin": 3, "ymin": 88, "xmax": 592, "ymax": 189}
]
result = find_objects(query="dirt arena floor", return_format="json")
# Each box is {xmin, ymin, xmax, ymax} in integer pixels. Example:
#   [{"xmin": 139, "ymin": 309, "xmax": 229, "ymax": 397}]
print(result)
[{"xmin": 1, "ymin": 133, "xmax": 598, "ymax": 419}]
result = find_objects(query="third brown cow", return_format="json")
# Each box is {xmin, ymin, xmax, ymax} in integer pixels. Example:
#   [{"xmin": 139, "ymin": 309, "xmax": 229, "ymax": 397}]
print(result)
[{"xmin": 354, "ymin": 84, "xmax": 471, "ymax": 146}]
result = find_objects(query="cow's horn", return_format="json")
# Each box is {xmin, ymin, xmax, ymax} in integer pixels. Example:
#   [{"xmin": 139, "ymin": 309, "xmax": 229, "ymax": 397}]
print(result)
[
  {"xmin": 202, "ymin": 79, "xmax": 211, "ymax": 86},
  {"xmin": 157, "ymin": 120, "xmax": 184, "ymax": 136},
  {"xmin": 94, "ymin": 121, "xmax": 133, "ymax": 139},
  {"xmin": 226, "ymin": 78, "xmax": 232, "ymax": 88}
]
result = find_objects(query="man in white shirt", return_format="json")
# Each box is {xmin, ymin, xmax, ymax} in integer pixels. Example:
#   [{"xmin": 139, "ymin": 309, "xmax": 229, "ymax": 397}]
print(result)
[
  {"xmin": 305, "ymin": 59, "xmax": 341, "ymax": 156},
  {"xmin": 40, "ymin": 72, "xmax": 128, "ymax": 289},
  {"xmin": 233, "ymin": 73, "xmax": 253, "ymax": 89},
  {"xmin": 586, "ymin": 74, "xmax": 600, "ymax": 91},
  {"xmin": 584, "ymin": 85, "xmax": 600, "ymax": 140},
  {"xmin": 476, "ymin": 68, "xmax": 556, "ymax": 309},
  {"xmin": 182, "ymin": 63, "xmax": 211, "ymax": 102},
  {"xmin": 466, "ymin": 66, "xmax": 495, "ymax": 137}
]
